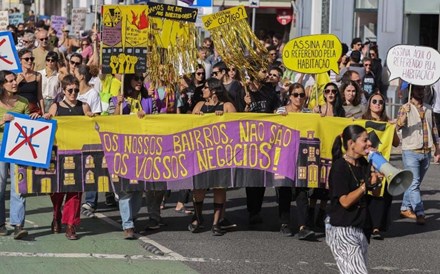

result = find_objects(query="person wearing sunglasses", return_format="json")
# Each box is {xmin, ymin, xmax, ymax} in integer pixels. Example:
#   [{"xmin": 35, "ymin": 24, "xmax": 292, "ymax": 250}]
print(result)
[
  {"xmin": 362, "ymin": 57, "xmax": 377, "ymax": 99},
  {"xmin": 107, "ymin": 73, "xmax": 165, "ymax": 238},
  {"xmin": 313, "ymin": 82, "xmax": 345, "ymax": 117},
  {"xmin": 361, "ymin": 91, "xmax": 400, "ymax": 240},
  {"xmin": 242, "ymin": 64, "xmax": 280, "ymax": 228},
  {"xmin": 42, "ymin": 75, "xmax": 94, "ymax": 240},
  {"xmin": 190, "ymin": 78, "xmax": 236, "ymax": 236},
  {"xmin": 17, "ymin": 49, "xmax": 45, "ymax": 115},
  {"xmin": 275, "ymin": 83, "xmax": 316, "ymax": 240},
  {"xmin": 0, "ymin": 70, "xmax": 42, "ymax": 240},
  {"xmin": 37, "ymin": 51, "xmax": 61, "ymax": 113},
  {"xmin": 340, "ymin": 80, "xmax": 365, "ymax": 119},
  {"xmin": 309, "ymin": 82, "xmax": 345, "ymax": 229},
  {"xmin": 211, "ymin": 62, "xmax": 244, "ymax": 111},
  {"xmin": 33, "ymin": 29, "xmax": 61, "ymax": 71}
]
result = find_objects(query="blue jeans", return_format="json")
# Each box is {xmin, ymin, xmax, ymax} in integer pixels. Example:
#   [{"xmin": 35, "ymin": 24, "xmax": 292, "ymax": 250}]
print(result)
[
  {"xmin": 84, "ymin": 191, "xmax": 98, "ymax": 209},
  {"xmin": 400, "ymin": 150, "xmax": 431, "ymax": 216},
  {"xmin": 0, "ymin": 162, "xmax": 26, "ymax": 227},
  {"xmin": 118, "ymin": 191, "xmax": 143, "ymax": 230}
]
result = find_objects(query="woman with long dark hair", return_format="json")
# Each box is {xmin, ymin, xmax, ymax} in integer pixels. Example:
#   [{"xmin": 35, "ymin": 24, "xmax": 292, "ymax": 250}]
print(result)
[
  {"xmin": 340, "ymin": 80, "xmax": 364, "ymax": 119},
  {"xmin": 17, "ymin": 48, "xmax": 44, "ymax": 115},
  {"xmin": 361, "ymin": 91, "xmax": 400, "ymax": 240},
  {"xmin": 189, "ymin": 78, "xmax": 236, "ymax": 236},
  {"xmin": 326, "ymin": 125, "xmax": 379, "ymax": 273},
  {"xmin": 313, "ymin": 82, "xmax": 345, "ymax": 117},
  {"xmin": 0, "ymin": 70, "xmax": 40, "ymax": 240}
]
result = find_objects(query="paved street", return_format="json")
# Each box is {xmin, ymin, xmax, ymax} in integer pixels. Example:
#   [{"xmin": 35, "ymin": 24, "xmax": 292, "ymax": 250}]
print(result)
[{"xmin": 1, "ymin": 151, "xmax": 440, "ymax": 273}]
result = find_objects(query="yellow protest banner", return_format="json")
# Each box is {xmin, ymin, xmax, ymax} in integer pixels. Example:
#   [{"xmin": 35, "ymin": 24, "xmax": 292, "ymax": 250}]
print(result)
[
  {"xmin": 202, "ymin": 5, "xmax": 247, "ymax": 30},
  {"xmin": 101, "ymin": 5, "xmax": 149, "ymax": 74},
  {"xmin": 14, "ymin": 114, "xmax": 395, "ymax": 194},
  {"xmin": 282, "ymin": 34, "xmax": 342, "ymax": 74}
]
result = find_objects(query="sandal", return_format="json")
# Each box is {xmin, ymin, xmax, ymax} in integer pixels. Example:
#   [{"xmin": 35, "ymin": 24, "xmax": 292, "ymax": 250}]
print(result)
[
  {"xmin": 175, "ymin": 208, "xmax": 193, "ymax": 215},
  {"xmin": 188, "ymin": 221, "xmax": 204, "ymax": 233}
]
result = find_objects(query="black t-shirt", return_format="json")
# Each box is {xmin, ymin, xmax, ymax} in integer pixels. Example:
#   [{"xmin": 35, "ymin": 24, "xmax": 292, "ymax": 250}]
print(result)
[
  {"xmin": 248, "ymin": 83, "xmax": 281, "ymax": 113},
  {"xmin": 328, "ymin": 157, "xmax": 369, "ymax": 228},
  {"xmin": 363, "ymin": 71, "xmax": 376, "ymax": 97}
]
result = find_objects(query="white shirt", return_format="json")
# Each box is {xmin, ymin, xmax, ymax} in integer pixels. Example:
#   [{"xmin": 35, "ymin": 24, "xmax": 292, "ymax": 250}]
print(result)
[
  {"xmin": 38, "ymin": 69, "xmax": 61, "ymax": 99},
  {"xmin": 89, "ymin": 76, "xmax": 103, "ymax": 93},
  {"xmin": 77, "ymin": 87, "xmax": 102, "ymax": 114}
]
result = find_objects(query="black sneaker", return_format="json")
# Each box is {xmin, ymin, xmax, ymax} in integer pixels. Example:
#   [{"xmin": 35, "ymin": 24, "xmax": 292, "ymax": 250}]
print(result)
[
  {"xmin": 298, "ymin": 227, "xmax": 315, "ymax": 241},
  {"xmin": 0, "ymin": 224, "xmax": 8, "ymax": 236},
  {"xmin": 211, "ymin": 224, "xmax": 225, "ymax": 236},
  {"xmin": 13, "ymin": 226, "xmax": 28, "ymax": 240},
  {"xmin": 105, "ymin": 194, "xmax": 117, "ymax": 207},
  {"xmin": 372, "ymin": 230, "xmax": 384, "ymax": 240},
  {"xmin": 249, "ymin": 214, "xmax": 263, "ymax": 225},
  {"xmin": 219, "ymin": 218, "xmax": 237, "ymax": 230},
  {"xmin": 145, "ymin": 219, "xmax": 160, "ymax": 231},
  {"xmin": 280, "ymin": 224, "xmax": 293, "ymax": 237}
]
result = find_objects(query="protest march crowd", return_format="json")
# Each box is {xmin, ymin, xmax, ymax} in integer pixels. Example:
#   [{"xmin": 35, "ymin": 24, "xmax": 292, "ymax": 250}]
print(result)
[{"xmin": 1, "ymin": 7, "xmax": 439, "ymax": 273}]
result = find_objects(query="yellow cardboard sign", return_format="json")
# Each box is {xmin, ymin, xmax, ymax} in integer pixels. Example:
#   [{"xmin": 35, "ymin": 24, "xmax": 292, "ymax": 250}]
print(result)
[
  {"xmin": 202, "ymin": 5, "xmax": 247, "ymax": 30},
  {"xmin": 282, "ymin": 34, "xmax": 342, "ymax": 74}
]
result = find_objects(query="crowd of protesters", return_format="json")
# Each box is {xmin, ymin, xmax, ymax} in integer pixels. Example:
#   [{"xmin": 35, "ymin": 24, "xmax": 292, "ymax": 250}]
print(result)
[{"xmin": 1, "ymin": 18, "xmax": 439, "ymax": 273}]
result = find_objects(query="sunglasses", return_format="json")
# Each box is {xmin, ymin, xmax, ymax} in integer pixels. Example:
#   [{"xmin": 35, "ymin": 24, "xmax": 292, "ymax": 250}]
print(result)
[
  {"xmin": 39, "ymin": 37, "xmax": 48, "ymax": 41},
  {"xmin": 211, "ymin": 71, "xmax": 220, "ymax": 77},
  {"xmin": 133, "ymin": 76, "xmax": 144, "ymax": 81},
  {"xmin": 291, "ymin": 92, "xmax": 306, "ymax": 98},
  {"xmin": 66, "ymin": 88, "xmax": 80, "ymax": 94},
  {"xmin": 22, "ymin": 57, "xmax": 35, "ymax": 62},
  {"xmin": 269, "ymin": 73, "xmax": 279, "ymax": 77},
  {"xmin": 70, "ymin": 60, "xmax": 81, "ymax": 66},
  {"xmin": 364, "ymin": 63, "xmax": 371, "ymax": 67},
  {"xmin": 324, "ymin": 89, "xmax": 337, "ymax": 95},
  {"xmin": 46, "ymin": 58, "xmax": 57, "ymax": 63},
  {"xmin": 196, "ymin": 72, "xmax": 205, "ymax": 76},
  {"xmin": 371, "ymin": 99, "xmax": 384, "ymax": 105}
]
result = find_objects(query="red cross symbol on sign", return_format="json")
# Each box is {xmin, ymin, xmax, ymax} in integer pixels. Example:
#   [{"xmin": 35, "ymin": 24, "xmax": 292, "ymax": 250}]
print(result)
[
  {"xmin": 8, "ymin": 122, "xmax": 49, "ymax": 159},
  {"xmin": 0, "ymin": 38, "xmax": 13, "ymax": 65}
]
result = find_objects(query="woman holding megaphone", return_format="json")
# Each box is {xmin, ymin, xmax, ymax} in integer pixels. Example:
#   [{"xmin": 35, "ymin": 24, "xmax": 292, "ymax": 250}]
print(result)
[{"xmin": 326, "ymin": 125, "xmax": 380, "ymax": 273}]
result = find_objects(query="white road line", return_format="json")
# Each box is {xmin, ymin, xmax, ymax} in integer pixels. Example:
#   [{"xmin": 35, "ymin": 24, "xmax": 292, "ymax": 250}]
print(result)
[{"xmin": 93, "ymin": 212, "xmax": 185, "ymax": 259}]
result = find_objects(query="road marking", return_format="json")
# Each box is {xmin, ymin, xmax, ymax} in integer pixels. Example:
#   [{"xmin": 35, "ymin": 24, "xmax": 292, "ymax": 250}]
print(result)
[{"xmin": 93, "ymin": 212, "xmax": 184, "ymax": 259}]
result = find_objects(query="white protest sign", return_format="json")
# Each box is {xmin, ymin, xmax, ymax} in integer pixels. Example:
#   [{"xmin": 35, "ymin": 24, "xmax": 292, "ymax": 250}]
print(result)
[
  {"xmin": 0, "ymin": 11, "xmax": 9, "ymax": 30},
  {"xmin": 0, "ymin": 31, "xmax": 22, "ymax": 73},
  {"xmin": 387, "ymin": 45, "xmax": 440, "ymax": 86},
  {"xmin": 72, "ymin": 8, "xmax": 88, "ymax": 35},
  {"xmin": 0, "ymin": 113, "xmax": 57, "ymax": 169}
]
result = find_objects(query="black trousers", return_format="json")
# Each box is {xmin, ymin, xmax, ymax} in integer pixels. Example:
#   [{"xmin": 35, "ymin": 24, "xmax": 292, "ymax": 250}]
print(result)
[
  {"xmin": 278, "ymin": 187, "xmax": 310, "ymax": 227},
  {"xmin": 246, "ymin": 187, "xmax": 266, "ymax": 216}
]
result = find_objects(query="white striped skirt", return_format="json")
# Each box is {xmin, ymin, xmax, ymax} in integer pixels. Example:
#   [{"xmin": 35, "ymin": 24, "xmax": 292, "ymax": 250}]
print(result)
[{"xmin": 326, "ymin": 223, "xmax": 369, "ymax": 274}]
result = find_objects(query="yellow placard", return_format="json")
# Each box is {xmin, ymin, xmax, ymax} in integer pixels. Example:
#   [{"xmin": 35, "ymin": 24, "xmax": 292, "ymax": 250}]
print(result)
[
  {"xmin": 202, "ymin": 5, "xmax": 247, "ymax": 30},
  {"xmin": 282, "ymin": 34, "xmax": 342, "ymax": 74}
]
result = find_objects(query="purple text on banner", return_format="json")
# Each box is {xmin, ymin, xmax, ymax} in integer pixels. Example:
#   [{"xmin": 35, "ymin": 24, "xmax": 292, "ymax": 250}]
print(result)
[{"xmin": 98, "ymin": 120, "xmax": 300, "ymax": 182}]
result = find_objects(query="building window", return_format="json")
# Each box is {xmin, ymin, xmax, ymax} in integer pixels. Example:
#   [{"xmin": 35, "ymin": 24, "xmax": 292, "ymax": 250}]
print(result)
[{"xmin": 354, "ymin": 0, "xmax": 378, "ymax": 42}]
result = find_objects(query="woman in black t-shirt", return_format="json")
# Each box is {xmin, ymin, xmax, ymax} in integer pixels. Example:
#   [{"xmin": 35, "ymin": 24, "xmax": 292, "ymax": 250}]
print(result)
[{"xmin": 326, "ymin": 125, "xmax": 379, "ymax": 274}]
